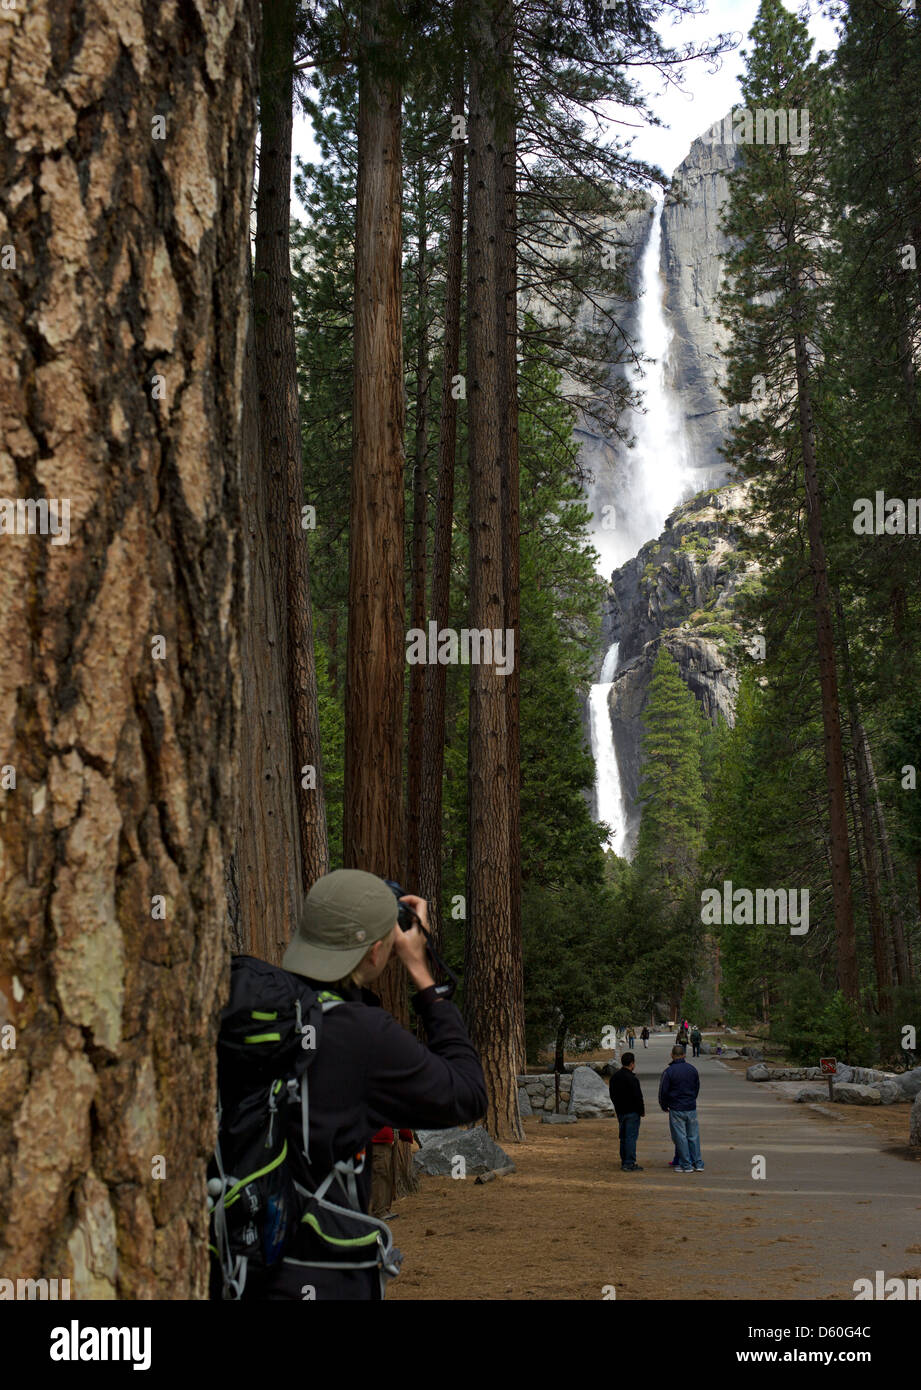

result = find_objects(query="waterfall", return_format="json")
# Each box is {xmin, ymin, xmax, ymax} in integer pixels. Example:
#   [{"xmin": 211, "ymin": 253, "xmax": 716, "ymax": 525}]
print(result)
[
  {"xmin": 586, "ymin": 190, "xmax": 695, "ymax": 858},
  {"xmin": 590, "ymin": 642, "xmax": 625, "ymax": 850}
]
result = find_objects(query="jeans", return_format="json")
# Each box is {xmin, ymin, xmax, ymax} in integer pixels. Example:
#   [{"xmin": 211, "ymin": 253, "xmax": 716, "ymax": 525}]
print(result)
[
  {"xmin": 669, "ymin": 1108, "xmax": 703, "ymax": 1170},
  {"xmin": 692, "ymin": 1043, "xmax": 700, "ymax": 1056},
  {"xmin": 618, "ymin": 1112, "xmax": 641, "ymax": 1168}
]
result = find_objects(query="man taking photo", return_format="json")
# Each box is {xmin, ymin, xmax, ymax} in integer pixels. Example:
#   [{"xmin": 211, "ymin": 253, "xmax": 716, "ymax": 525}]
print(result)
[{"xmin": 212, "ymin": 869, "xmax": 486, "ymax": 1300}]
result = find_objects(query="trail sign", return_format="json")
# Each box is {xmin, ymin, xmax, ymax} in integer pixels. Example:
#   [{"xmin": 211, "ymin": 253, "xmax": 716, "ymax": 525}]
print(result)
[{"xmin": 820, "ymin": 1057, "xmax": 837, "ymax": 1102}]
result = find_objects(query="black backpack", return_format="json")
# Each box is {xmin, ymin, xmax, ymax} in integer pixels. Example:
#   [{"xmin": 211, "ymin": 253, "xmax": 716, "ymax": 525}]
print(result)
[{"xmin": 207, "ymin": 955, "xmax": 400, "ymax": 1299}]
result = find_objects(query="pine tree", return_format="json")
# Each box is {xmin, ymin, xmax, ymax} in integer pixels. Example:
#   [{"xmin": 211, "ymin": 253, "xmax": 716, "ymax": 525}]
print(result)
[
  {"xmin": 717, "ymin": 0, "xmax": 859, "ymax": 998},
  {"xmin": 635, "ymin": 649, "xmax": 707, "ymax": 896}
]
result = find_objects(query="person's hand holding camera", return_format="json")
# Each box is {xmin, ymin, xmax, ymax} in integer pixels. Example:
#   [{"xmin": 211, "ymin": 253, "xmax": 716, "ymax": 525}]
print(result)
[{"xmin": 392, "ymin": 894, "xmax": 436, "ymax": 993}]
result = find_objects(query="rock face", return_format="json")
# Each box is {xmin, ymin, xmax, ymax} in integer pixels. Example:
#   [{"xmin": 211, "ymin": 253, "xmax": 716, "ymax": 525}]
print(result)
[
  {"xmin": 606, "ymin": 484, "xmax": 762, "ymax": 823},
  {"xmin": 661, "ymin": 126, "xmax": 742, "ymax": 485},
  {"xmin": 413, "ymin": 1127, "xmax": 514, "ymax": 1177},
  {"xmin": 896, "ymin": 1066, "xmax": 921, "ymax": 1101},
  {"xmin": 568, "ymin": 1065, "xmax": 615, "ymax": 1117},
  {"xmin": 911, "ymin": 1092, "xmax": 921, "ymax": 1146}
]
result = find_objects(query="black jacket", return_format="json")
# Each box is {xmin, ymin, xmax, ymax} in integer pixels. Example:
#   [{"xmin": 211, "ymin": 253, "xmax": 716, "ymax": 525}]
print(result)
[
  {"xmin": 608, "ymin": 1066, "xmax": 645, "ymax": 1118},
  {"xmin": 254, "ymin": 979, "xmax": 486, "ymax": 1299}
]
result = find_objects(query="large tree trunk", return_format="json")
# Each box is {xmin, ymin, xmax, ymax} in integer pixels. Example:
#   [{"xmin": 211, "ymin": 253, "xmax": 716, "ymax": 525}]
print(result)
[
  {"xmin": 235, "ymin": 310, "xmax": 305, "ymax": 963},
  {"xmin": 255, "ymin": 0, "xmax": 330, "ymax": 891},
  {"xmin": 835, "ymin": 596, "xmax": 892, "ymax": 1011},
  {"xmin": 346, "ymin": 0, "xmax": 417, "ymax": 1194},
  {"xmin": 0, "ymin": 0, "xmax": 259, "ymax": 1296},
  {"xmin": 465, "ymin": 4, "xmax": 523, "ymax": 1143},
  {"xmin": 405, "ymin": 159, "xmax": 431, "ymax": 890},
  {"xmin": 793, "ymin": 324, "xmax": 859, "ymax": 1000},
  {"xmin": 496, "ymin": 0, "xmax": 525, "ymax": 1078},
  {"xmin": 418, "ymin": 65, "xmax": 465, "ymax": 950}
]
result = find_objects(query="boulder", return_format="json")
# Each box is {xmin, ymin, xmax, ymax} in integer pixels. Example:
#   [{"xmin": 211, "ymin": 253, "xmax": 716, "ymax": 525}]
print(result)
[
  {"xmin": 896, "ymin": 1067, "xmax": 921, "ymax": 1101},
  {"xmin": 568, "ymin": 1065, "xmax": 615, "ymax": 1117},
  {"xmin": 875, "ymin": 1081, "xmax": 904, "ymax": 1105},
  {"xmin": 413, "ymin": 1126, "xmax": 514, "ymax": 1176},
  {"xmin": 746, "ymin": 1062, "xmax": 771, "ymax": 1082},
  {"xmin": 540, "ymin": 1112, "xmax": 578, "ymax": 1124},
  {"xmin": 719, "ymin": 1049, "xmax": 741, "ymax": 1059},
  {"xmin": 699, "ymin": 1042, "xmax": 712, "ymax": 1054},
  {"xmin": 740, "ymin": 1046, "xmax": 764, "ymax": 1060},
  {"xmin": 911, "ymin": 1092, "xmax": 921, "ymax": 1146},
  {"xmin": 517, "ymin": 1088, "xmax": 533, "ymax": 1118},
  {"xmin": 794, "ymin": 1087, "xmax": 828, "ymax": 1103},
  {"xmin": 832, "ymin": 1084, "xmax": 882, "ymax": 1106}
]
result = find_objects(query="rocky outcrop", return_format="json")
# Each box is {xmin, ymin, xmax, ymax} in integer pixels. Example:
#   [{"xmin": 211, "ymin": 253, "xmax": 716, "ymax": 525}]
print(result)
[
  {"xmin": 603, "ymin": 483, "xmax": 762, "ymax": 830},
  {"xmin": 661, "ymin": 125, "xmax": 742, "ymax": 486}
]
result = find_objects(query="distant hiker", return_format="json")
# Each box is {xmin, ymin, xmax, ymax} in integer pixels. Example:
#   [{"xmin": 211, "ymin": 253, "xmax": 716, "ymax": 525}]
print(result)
[
  {"xmin": 628, "ymin": 1028, "xmax": 636, "ymax": 1049},
  {"xmin": 370, "ymin": 1126, "xmax": 415, "ymax": 1219},
  {"xmin": 658, "ymin": 1044, "xmax": 704, "ymax": 1173},
  {"xmin": 610, "ymin": 1051, "xmax": 645, "ymax": 1171},
  {"xmin": 209, "ymin": 870, "xmax": 486, "ymax": 1300},
  {"xmin": 690, "ymin": 1025, "xmax": 702, "ymax": 1058},
  {"xmin": 641, "ymin": 1027, "xmax": 650, "ymax": 1049}
]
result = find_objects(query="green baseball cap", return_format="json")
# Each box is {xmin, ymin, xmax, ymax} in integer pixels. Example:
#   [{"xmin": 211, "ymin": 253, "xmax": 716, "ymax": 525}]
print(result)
[{"xmin": 282, "ymin": 869, "xmax": 399, "ymax": 981}]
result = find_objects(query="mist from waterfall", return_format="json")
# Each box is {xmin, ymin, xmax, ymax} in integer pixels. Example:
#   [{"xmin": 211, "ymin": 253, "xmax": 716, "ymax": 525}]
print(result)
[{"xmin": 587, "ymin": 190, "xmax": 696, "ymax": 857}]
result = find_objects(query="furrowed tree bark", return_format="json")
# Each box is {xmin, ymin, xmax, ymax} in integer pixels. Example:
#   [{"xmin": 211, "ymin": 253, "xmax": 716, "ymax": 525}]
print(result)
[
  {"xmin": 236, "ymin": 308, "xmax": 305, "ymax": 963},
  {"xmin": 419, "ymin": 65, "xmax": 465, "ymax": 952},
  {"xmin": 0, "ymin": 0, "xmax": 259, "ymax": 1296},
  {"xmin": 791, "ymin": 296, "xmax": 858, "ymax": 1000},
  {"xmin": 346, "ymin": 0, "xmax": 417, "ymax": 1193},
  {"xmin": 405, "ymin": 157, "xmax": 430, "ymax": 891},
  {"xmin": 496, "ymin": 0, "xmax": 525, "ymax": 1079},
  {"xmin": 255, "ymin": 0, "xmax": 330, "ymax": 891},
  {"xmin": 466, "ymin": 5, "xmax": 523, "ymax": 1143},
  {"xmin": 834, "ymin": 595, "xmax": 892, "ymax": 1011}
]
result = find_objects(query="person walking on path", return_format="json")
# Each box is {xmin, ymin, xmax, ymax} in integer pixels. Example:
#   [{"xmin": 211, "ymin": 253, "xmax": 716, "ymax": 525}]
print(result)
[
  {"xmin": 640, "ymin": 1026, "xmax": 650, "ymax": 1049},
  {"xmin": 628, "ymin": 1028, "xmax": 636, "ymax": 1049},
  {"xmin": 690, "ymin": 1025, "xmax": 702, "ymax": 1058},
  {"xmin": 609, "ymin": 1051, "xmax": 645, "ymax": 1171},
  {"xmin": 659, "ymin": 1044, "xmax": 704, "ymax": 1173}
]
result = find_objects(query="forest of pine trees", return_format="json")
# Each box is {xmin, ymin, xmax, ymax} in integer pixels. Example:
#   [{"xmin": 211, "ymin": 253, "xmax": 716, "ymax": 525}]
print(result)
[{"xmin": 0, "ymin": 0, "xmax": 918, "ymax": 1302}]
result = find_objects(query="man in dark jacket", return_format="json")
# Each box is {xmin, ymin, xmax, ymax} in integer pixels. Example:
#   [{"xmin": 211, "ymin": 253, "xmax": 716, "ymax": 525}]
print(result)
[
  {"xmin": 247, "ymin": 869, "xmax": 487, "ymax": 1300},
  {"xmin": 609, "ymin": 1051, "xmax": 645, "ymax": 1171},
  {"xmin": 659, "ymin": 1044, "xmax": 704, "ymax": 1173}
]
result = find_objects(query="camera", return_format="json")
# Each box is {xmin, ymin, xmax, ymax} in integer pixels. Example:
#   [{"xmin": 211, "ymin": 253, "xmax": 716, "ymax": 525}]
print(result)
[
  {"xmin": 385, "ymin": 881, "xmax": 421, "ymax": 933},
  {"xmin": 383, "ymin": 881, "xmax": 457, "ymax": 1000}
]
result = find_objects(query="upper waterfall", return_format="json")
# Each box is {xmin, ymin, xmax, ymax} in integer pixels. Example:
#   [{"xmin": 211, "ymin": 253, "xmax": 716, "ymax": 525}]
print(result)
[{"xmin": 585, "ymin": 191, "xmax": 695, "ymax": 586}]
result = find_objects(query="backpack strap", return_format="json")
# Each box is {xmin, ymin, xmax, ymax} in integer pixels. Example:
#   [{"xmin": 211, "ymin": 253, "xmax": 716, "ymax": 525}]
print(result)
[{"xmin": 298, "ymin": 994, "xmax": 343, "ymax": 1165}]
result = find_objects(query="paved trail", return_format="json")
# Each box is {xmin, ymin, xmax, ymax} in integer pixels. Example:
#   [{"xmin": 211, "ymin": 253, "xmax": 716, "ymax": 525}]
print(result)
[
  {"xmin": 617, "ymin": 1033, "xmax": 921, "ymax": 1299},
  {"xmin": 390, "ymin": 1032, "xmax": 921, "ymax": 1300}
]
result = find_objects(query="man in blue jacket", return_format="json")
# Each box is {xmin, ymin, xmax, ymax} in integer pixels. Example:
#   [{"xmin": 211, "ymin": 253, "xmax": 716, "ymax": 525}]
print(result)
[{"xmin": 658, "ymin": 1044, "xmax": 704, "ymax": 1172}]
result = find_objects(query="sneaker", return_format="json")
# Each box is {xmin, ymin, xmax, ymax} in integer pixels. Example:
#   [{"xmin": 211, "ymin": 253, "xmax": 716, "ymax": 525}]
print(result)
[
  {"xmin": 621, "ymin": 1164, "xmax": 644, "ymax": 1171},
  {"xmin": 693, "ymin": 1165, "xmax": 705, "ymax": 1172},
  {"xmin": 678, "ymin": 1166, "xmax": 693, "ymax": 1173}
]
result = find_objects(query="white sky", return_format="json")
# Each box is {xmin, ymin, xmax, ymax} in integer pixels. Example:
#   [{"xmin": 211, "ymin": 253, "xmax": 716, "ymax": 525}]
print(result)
[{"xmin": 290, "ymin": 0, "xmax": 839, "ymax": 207}]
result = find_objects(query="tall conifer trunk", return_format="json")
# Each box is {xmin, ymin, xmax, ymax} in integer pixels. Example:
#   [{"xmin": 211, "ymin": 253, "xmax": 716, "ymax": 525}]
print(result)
[
  {"xmin": 406, "ymin": 161, "xmax": 430, "ymax": 890},
  {"xmin": 419, "ymin": 66, "xmax": 465, "ymax": 951},
  {"xmin": 255, "ymin": 0, "xmax": 330, "ymax": 895},
  {"xmin": 465, "ymin": 2, "xmax": 523, "ymax": 1142},
  {"xmin": 792, "ymin": 314, "xmax": 858, "ymax": 1000},
  {"xmin": 346, "ymin": 0, "xmax": 417, "ymax": 1191},
  {"xmin": 0, "ymin": 0, "xmax": 259, "ymax": 1296},
  {"xmin": 496, "ymin": 0, "xmax": 525, "ymax": 1078}
]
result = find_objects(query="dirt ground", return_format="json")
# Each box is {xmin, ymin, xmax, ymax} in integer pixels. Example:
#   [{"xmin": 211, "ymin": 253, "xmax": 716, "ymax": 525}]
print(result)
[{"xmin": 386, "ymin": 1042, "xmax": 921, "ymax": 1301}]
